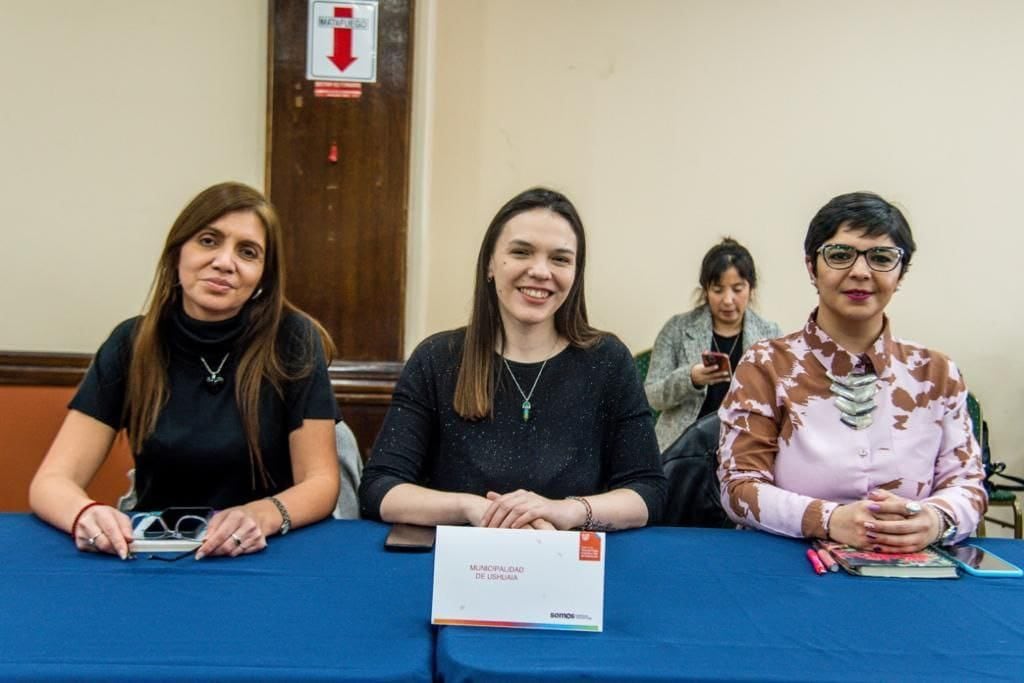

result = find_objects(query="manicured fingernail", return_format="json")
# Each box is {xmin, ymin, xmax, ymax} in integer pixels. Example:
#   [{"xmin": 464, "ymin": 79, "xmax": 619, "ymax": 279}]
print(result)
[
  {"xmin": 194, "ymin": 551, "xmax": 205, "ymax": 561},
  {"xmin": 866, "ymin": 532, "xmax": 877, "ymax": 539},
  {"xmin": 873, "ymin": 546, "xmax": 882, "ymax": 552},
  {"xmin": 863, "ymin": 522, "xmax": 876, "ymax": 530},
  {"xmin": 119, "ymin": 550, "xmax": 128, "ymax": 560},
  {"xmin": 868, "ymin": 504, "xmax": 881, "ymax": 511}
]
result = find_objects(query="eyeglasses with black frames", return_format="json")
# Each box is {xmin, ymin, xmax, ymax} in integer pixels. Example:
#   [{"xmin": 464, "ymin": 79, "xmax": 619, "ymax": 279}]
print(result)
[{"xmin": 817, "ymin": 244, "xmax": 904, "ymax": 272}]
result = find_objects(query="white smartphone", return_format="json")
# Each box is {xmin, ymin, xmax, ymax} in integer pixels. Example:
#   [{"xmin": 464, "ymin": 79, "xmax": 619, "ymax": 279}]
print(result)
[{"xmin": 942, "ymin": 544, "xmax": 1023, "ymax": 577}]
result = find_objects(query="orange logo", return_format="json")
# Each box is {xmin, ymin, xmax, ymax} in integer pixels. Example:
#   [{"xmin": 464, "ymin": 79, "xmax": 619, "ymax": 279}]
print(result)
[{"xmin": 578, "ymin": 532, "xmax": 601, "ymax": 561}]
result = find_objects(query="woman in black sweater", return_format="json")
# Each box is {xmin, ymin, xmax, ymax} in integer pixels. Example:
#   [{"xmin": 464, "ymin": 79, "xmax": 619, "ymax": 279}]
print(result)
[{"xmin": 360, "ymin": 188, "xmax": 665, "ymax": 530}]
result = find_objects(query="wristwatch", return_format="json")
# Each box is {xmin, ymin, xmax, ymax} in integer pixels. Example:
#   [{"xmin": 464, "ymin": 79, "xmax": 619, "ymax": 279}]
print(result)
[
  {"xmin": 928, "ymin": 504, "xmax": 957, "ymax": 545},
  {"xmin": 267, "ymin": 495, "xmax": 292, "ymax": 536}
]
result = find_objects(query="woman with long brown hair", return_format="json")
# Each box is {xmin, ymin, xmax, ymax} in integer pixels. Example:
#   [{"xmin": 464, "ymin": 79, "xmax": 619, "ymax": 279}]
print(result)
[
  {"xmin": 359, "ymin": 187, "xmax": 665, "ymax": 530},
  {"xmin": 30, "ymin": 182, "xmax": 340, "ymax": 559}
]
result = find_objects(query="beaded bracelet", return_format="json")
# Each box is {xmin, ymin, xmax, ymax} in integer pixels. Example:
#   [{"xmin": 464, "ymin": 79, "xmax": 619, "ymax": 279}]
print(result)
[
  {"xmin": 567, "ymin": 496, "xmax": 593, "ymax": 530},
  {"xmin": 70, "ymin": 501, "xmax": 102, "ymax": 540}
]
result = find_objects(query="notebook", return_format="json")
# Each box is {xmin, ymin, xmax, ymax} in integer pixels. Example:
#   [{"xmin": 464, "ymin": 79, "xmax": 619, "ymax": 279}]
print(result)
[{"xmin": 816, "ymin": 541, "xmax": 958, "ymax": 579}]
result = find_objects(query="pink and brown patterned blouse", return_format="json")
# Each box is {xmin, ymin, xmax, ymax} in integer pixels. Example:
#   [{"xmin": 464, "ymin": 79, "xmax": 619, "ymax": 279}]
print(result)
[{"xmin": 717, "ymin": 311, "xmax": 987, "ymax": 543}]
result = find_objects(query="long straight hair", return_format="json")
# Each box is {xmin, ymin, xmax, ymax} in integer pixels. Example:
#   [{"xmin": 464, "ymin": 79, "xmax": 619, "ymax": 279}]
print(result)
[
  {"xmin": 453, "ymin": 187, "xmax": 601, "ymax": 420},
  {"xmin": 125, "ymin": 182, "xmax": 335, "ymax": 488}
]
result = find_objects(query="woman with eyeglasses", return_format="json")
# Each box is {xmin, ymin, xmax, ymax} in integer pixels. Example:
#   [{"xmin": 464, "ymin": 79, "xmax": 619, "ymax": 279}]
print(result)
[
  {"xmin": 717, "ymin": 192, "xmax": 986, "ymax": 552},
  {"xmin": 359, "ymin": 187, "xmax": 666, "ymax": 531},
  {"xmin": 30, "ymin": 183, "xmax": 340, "ymax": 560}
]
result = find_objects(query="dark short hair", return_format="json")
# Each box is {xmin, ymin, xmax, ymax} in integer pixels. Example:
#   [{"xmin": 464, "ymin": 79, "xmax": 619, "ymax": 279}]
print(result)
[
  {"xmin": 696, "ymin": 238, "xmax": 757, "ymax": 305},
  {"xmin": 804, "ymin": 192, "xmax": 916, "ymax": 276}
]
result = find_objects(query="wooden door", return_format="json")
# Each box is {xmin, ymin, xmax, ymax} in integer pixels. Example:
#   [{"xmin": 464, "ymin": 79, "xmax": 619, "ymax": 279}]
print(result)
[{"xmin": 267, "ymin": 0, "xmax": 413, "ymax": 456}]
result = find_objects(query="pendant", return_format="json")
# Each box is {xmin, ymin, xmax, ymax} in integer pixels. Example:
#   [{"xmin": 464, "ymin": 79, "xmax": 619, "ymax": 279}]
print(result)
[
  {"xmin": 204, "ymin": 374, "xmax": 225, "ymax": 395},
  {"xmin": 521, "ymin": 399, "xmax": 531, "ymax": 422},
  {"xmin": 827, "ymin": 371, "xmax": 878, "ymax": 430}
]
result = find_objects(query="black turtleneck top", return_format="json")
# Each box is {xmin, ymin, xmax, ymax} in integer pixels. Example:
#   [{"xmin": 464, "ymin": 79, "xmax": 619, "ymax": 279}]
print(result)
[{"xmin": 69, "ymin": 305, "xmax": 337, "ymax": 511}]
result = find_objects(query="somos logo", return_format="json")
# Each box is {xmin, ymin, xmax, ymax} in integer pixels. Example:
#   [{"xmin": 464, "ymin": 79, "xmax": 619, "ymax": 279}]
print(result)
[{"xmin": 550, "ymin": 611, "xmax": 592, "ymax": 620}]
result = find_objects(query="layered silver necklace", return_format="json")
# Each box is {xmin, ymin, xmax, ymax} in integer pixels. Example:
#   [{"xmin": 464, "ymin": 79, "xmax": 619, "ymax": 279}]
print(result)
[{"xmin": 827, "ymin": 369, "xmax": 878, "ymax": 429}]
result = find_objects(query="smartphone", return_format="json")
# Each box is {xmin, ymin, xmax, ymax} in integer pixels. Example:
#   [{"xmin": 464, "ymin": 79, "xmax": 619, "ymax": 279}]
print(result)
[
  {"xmin": 384, "ymin": 523, "xmax": 436, "ymax": 552},
  {"xmin": 701, "ymin": 351, "xmax": 731, "ymax": 374},
  {"xmin": 942, "ymin": 544, "xmax": 1023, "ymax": 577}
]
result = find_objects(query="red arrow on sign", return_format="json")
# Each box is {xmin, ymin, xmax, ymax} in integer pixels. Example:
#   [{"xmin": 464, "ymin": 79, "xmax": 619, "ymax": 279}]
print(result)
[{"xmin": 329, "ymin": 6, "xmax": 358, "ymax": 72}]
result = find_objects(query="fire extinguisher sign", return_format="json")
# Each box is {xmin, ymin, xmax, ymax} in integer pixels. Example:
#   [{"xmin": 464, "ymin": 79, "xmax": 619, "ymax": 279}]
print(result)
[{"xmin": 306, "ymin": 0, "xmax": 378, "ymax": 83}]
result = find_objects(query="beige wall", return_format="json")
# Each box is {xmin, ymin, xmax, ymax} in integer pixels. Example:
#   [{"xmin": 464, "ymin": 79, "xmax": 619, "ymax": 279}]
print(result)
[
  {"xmin": 0, "ymin": 1, "xmax": 267, "ymax": 352},
  {"xmin": 3, "ymin": 1, "xmax": 1022, "ymax": 477},
  {"xmin": 411, "ymin": 0, "xmax": 1024, "ymax": 474}
]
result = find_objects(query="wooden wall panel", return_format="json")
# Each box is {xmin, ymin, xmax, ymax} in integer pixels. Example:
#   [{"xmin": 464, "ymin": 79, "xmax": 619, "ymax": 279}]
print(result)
[
  {"xmin": 0, "ymin": 386, "xmax": 133, "ymax": 512},
  {"xmin": 0, "ymin": 353, "xmax": 399, "ymax": 469}
]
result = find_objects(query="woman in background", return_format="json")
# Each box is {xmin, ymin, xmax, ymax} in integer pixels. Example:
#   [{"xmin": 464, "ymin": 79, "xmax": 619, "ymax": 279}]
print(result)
[
  {"xmin": 31, "ymin": 182, "xmax": 339, "ymax": 559},
  {"xmin": 645, "ymin": 238, "xmax": 780, "ymax": 451},
  {"xmin": 718, "ymin": 192, "xmax": 986, "ymax": 551},
  {"xmin": 359, "ymin": 187, "xmax": 665, "ymax": 530}
]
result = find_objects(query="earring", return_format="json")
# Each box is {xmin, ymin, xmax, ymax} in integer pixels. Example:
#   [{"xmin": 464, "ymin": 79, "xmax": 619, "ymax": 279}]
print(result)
[
  {"xmin": 486, "ymin": 274, "xmax": 494, "ymax": 283},
  {"xmin": 251, "ymin": 287, "xmax": 264, "ymax": 301}
]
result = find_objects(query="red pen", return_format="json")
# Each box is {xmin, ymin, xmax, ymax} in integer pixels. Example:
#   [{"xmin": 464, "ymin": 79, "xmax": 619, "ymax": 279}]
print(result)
[
  {"xmin": 816, "ymin": 547, "xmax": 839, "ymax": 573},
  {"xmin": 806, "ymin": 548, "xmax": 826, "ymax": 575}
]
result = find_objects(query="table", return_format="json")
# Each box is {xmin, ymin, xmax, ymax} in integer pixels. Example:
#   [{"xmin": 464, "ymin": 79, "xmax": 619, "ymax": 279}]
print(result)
[
  {"xmin": 437, "ymin": 527, "xmax": 1024, "ymax": 682},
  {"xmin": 0, "ymin": 514, "xmax": 434, "ymax": 682},
  {"xmin": 5, "ymin": 515, "xmax": 1022, "ymax": 682}
]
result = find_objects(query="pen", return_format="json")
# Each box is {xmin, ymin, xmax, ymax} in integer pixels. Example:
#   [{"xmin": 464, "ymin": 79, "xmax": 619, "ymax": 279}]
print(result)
[
  {"xmin": 806, "ymin": 548, "xmax": 827, "ymax": 575},
  {"xmin": 816, "ymin": 547, "xmax": 839, "ymax": 572}
]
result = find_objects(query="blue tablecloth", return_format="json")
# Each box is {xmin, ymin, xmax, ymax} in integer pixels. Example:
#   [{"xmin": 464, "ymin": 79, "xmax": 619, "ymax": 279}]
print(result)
[
  {"xmin": 437, "ymin": 527, "xmax": 1024, "ymax": 682},
  {"xmin": 0, "ymin": 514, "xmax": 434, "ymax": 682},
  {"xmin": 4, "ymin": 514, "xmax": 1022, "ymax": 681}
]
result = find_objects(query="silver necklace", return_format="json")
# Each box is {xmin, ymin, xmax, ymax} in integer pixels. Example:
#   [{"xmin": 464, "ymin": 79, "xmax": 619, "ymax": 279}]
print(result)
[
  {"xmin": 200, "ymin": 353, "xmax": 230, "ymax": 394},
  {"xmin": 712, "ymin": 330, "xmax": 741, "ymax": 358},
  {"xmin": 502, "ymin": 343, "xmax": 558, "ymax": 422}
]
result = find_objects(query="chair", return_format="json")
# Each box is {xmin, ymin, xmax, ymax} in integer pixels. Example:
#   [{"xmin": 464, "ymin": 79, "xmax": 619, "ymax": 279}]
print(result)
[
  {"xmin": 661, "ymin": 413, "xmax": 731, "ymax": 528},
  {"xmin": 969, "ymin": 393, "xmax": 1022, "ymax": 539},
  {"xmin": 333, "ymin": 421, "xmax": 363, "ymax": 520},
  {"xmin": 634, "ymin": 348, "xmax": 653, "ymax": 383},
  {"xmin": 633, "ymin": 348, "xmax": 660, "ymax": 422}
]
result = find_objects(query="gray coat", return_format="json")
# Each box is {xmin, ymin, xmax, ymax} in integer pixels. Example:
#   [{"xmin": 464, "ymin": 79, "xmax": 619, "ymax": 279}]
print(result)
[{"xmin": 644, "ymin": 305, "xmax": 781, "ymax": 451}]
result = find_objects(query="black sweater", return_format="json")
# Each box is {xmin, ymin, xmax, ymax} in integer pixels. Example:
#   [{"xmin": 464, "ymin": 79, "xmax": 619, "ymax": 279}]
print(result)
[{"xmin": 359, "ymin": 329, "xmax": 666, "ymax": 522}]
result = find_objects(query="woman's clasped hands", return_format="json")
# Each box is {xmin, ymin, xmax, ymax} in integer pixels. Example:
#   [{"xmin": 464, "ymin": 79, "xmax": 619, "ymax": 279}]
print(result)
[
  {"xmin": 828, "ymin": 489, "xmax": 942, "ymax": 553},
  {"xmin": 463, "ymin": 489, "xmax": 591, "ymax": 531}
]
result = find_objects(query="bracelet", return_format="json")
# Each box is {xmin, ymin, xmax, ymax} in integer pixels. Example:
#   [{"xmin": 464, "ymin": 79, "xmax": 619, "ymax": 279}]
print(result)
[
  {"xmin": 70, "ymin": 501, "xmax": 102, "ymax": 539},
  {"xmin": 267, "ymin": 495, "xmax": 292, "ymax": 535},
  {"xmin": 925, "ymin": 503, "xmax": 954, "ymax": 544},
  {"xmin": 567, "ymin": 496, "xmax": 593, "ymax": 530}
]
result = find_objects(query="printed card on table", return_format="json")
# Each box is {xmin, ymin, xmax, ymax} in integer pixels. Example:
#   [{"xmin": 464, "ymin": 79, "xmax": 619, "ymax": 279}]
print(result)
[{"xmin": 431, "ymin": 525, "xmax": 605, "ymax": 632}]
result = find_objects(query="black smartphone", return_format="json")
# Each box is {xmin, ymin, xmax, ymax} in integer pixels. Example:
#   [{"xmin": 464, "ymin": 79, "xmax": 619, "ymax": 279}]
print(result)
[{"xmin": 384, "ymin": 523, "xmax": 436, "ymax": 552}]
